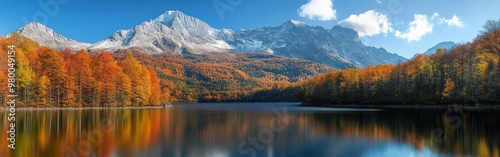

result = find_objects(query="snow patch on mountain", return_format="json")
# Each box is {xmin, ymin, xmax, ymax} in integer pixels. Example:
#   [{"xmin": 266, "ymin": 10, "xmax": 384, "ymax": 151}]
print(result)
[
  {"xmin": 289, "ymin": 20, "xmax": 307, "ymax": 26},
  {"xmin": 16, "ymin": 22, "xmax": 90, "ymax": 50},
  {"xmin": 13, "ymin": 11, "xmax": 407, "ymax": 68},
  {"xmin": 90, "ymin": 10, "xmax": 231, "ymax": 54},
  {"xmin": 89, "ymin": 11, "xmax": 406, "ymax": 67}
]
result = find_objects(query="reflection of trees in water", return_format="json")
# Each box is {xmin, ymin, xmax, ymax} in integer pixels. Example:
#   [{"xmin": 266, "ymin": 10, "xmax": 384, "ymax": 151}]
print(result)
[
  {"xmin": 1, "ymin": 109, "xmax": 499, "ymax": 157},
  {"xmin": 296, "ymin": 110, "xmax": 500, "ymax": 157},
  {"xmin": 0, "ymin": 109, "xmax": 163, "ymax": 157}
]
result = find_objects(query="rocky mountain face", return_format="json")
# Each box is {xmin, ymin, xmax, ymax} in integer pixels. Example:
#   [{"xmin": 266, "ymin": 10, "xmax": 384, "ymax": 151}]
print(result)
[
  {"xmin": 423, "ymin": 41, "xmax": 458, "ymax": 55},
  {"xmin": 90, "ymin": 11, "xmax": 232, "ymax": 55},
  {"xmin": 16, "ymin": 22, "xmax": 91, "ymax": 50},
  {"xmin": 14, "ymin": 11, "xmax": 407, "ymax": 68},
  {"xmin": 217, "ymin": 20, "xmax": 405, "ymax": 68}
]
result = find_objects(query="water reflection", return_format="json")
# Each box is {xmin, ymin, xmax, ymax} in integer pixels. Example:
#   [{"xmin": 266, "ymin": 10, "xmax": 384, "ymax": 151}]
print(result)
[{"xmin": 0, "ymin": 103, "xmax": 499, "ymax": 157}]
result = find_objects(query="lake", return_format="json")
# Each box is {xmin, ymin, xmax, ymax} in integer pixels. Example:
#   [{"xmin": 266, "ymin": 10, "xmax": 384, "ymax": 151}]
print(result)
[{"xmin": 1, "ymin": 103, "xmax": 499, "ymax": 157}]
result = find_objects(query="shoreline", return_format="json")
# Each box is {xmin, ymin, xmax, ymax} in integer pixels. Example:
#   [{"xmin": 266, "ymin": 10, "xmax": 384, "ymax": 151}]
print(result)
[
  {"xmin": 2, "ymin": 102, "xmax": 500, "ymax": 111},
  {"xmin": 0, "ymin": 106, "xmax": 169, "ymax": 111},
  {"xmin": 301, "ymin": 103, "xmax": 500, "ymax": 110}
]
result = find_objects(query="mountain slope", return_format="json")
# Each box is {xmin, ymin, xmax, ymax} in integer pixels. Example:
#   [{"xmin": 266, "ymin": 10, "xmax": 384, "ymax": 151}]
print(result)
[
  {"xmin": 90, "ymin": 11, "xmax": 405, "ymax": 68},
  {"xmin": 16, "ymin": 22, "xmax": 90, "ymax": 50},
  {"xmin": 218, "ymin": 22, "xmax": 406, "ymax": 67},
  {"xmin": 14, "ymin": 11, "xmax": 407, "ymax": 69},
  {"xmin": 423, "ymin": 41, "xmax": 458, "ymax": 55},
  {"xmin": 90, "ymin": 11, "xmax": 232, "ymax": 55},
  {"xmin": 110, "ymin": 52, "xmax": 333, "ymax": 102}
]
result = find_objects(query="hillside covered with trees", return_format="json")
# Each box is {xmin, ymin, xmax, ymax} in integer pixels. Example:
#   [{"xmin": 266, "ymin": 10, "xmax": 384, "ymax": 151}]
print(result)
[
  {"xmin": 4, "ymin": 19, "xmax": 499, "ymax": 107},
  {"xmin": 297, "ymin": 20, "xmax": 500, "ymax": 105},
  {"xmin": 114, "ymin": 49, "xmax": 331, "ymax": 102},
  {"xmin": 0, "ymin": 34, "xmax": 164, "ymax": 107},
  {"xmin": 0, "ymin": 33, "xmax": 331, "ymax": 107}
]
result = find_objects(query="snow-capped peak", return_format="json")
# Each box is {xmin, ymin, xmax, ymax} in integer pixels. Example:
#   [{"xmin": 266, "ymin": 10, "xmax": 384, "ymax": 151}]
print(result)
[
  {"xmin": 18, "ymin": 22, "xmax": 60, "ymax": 38},
  {"xmin": 91, "ymin": 10, "xmax": 232, "ymax": 54},
  {"xmin": 290, "ymin": 19, "xmax": 306, "ymax": 26},
  {"xmin": 166, "ymin": 10, "xmax": 178, "ymax": 15},
  {"xmin": 154, "ymin": 10, "xmax": 182, "ymax": 25},
  {"xmin": 19, "ymin": 22, "xmax": 46, "ymax": 30},
  {"xmin": 284, "ymin": 19, "xmax": 307, "ymax": 27},
  {"xmin": 16, "ymin": 22, "xmax": 90, "ymax": 50},
  {"xmin": 12, "ymin": 11, "xmax": 406, "ymax": 69}
]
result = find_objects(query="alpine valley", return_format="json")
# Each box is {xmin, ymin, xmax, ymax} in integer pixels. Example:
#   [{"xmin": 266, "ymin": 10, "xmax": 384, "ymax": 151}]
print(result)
[
  {"xmin": 4, "ymin": 10, "xmax": 411, "ymax": 103},
  {"xmin": 15, "ymin": 10, "xmax": 406, "ymax": 69}
]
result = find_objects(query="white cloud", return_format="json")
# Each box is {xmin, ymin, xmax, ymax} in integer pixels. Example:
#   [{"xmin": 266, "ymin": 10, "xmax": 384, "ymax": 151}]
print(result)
[
  {"xmin": 376, "ymin": 0, "xmax": 382, "ymax": 4},
  {"xmin": 298, "ymin": 0, "xmax": 336, "ymax": 21},
  {"xmin": 431, "ymin": 12, "xmax": 439, "ymax": 21},
  {"xmin": 439, "ymin": 15, "xmax": 464, "ymax": 28},
  {"xmin": 395, "ymin": 14, "xmax": 433, "ymax": 42},
  {"xmin": 338, "ymin": 10, "xmax": 393, "ymax": 37},
  {"xmin": 333, "ymin": 10, "xmax": 463, "ymax": 42},
  {"xmin": 431, "ymin": 13, "xmax": 464, "ymax": 28}
]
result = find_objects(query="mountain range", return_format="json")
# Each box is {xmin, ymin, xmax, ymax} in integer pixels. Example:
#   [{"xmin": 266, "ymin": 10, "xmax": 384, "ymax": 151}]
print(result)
[
  {"xmin": 15, "ymin": 10, "xmax": 407, "ymax": 68},
  {"xmin": 15, "ymin": 22, "xmax": 91, "ymax": 50},
  {"xmin": 423, "ymin": 41, "xmax": 458, "ymax": 55}
]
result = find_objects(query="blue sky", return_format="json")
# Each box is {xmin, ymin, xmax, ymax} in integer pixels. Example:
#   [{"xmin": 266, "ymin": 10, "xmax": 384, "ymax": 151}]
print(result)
[{"xmin": 1, "ymin": 0, "xmax": 500, "ymax": 58}]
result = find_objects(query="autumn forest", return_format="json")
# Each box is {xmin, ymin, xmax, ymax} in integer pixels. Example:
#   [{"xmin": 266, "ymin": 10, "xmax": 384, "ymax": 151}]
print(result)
[
  {"xmin": 0, "ymin": 34, "xmax": 164, "ymax": 107},
  {"xmin": 298, "ymin": 20, "xmax": 500, "ymax": 105},
  {"xmin": 2, "ymin": 20, "xmax": 500, "ymax": 107},
  {"xmin": 0, "ymin": 33, "xmax": 331, "ymax": 107}
]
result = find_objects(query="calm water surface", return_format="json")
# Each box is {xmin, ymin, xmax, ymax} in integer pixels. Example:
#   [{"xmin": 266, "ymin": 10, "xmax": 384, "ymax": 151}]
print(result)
[{"xmin": 1, "ymin": 103, "xmax": 499, "ymax": 157}]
